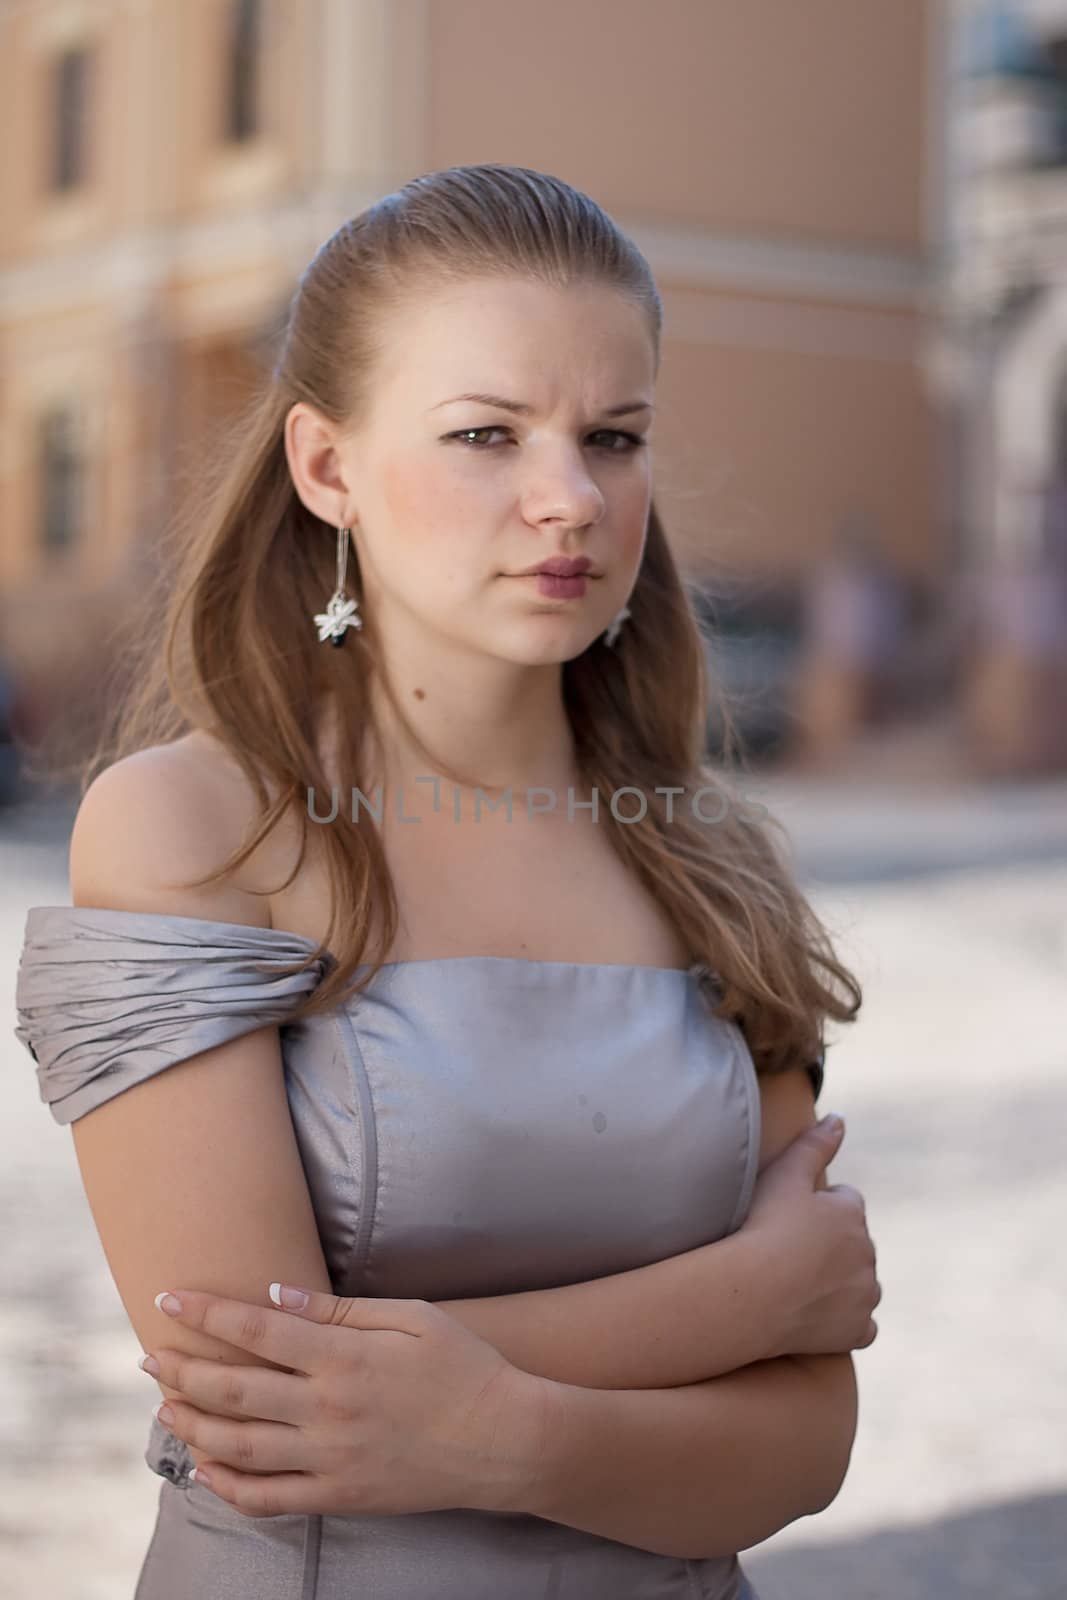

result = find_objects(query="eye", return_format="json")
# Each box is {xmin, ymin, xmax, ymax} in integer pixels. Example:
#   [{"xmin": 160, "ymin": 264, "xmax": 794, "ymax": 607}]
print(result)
[
  {"xmin": 447, "ymin": 427, "xmax": 511, "ymax": 449},
  {"xmin": 588, "ymin": 430, "xmax": 646, "ymax": 453},
  {"xmin": 444, "ymin": 427, "xmax": 646, "ymax": 453}
]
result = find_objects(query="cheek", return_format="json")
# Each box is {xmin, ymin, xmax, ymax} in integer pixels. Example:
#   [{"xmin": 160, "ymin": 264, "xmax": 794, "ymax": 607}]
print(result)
[
  {"xmin": 374, "ymin": 457, "xmax": 486, "ymax": 600},
  {"xmin": 379, "ymin": 455, "xmax": 451, "ymax": 532},
  {"xmin": 379, "ymin": 455, "xmax": 494, "ymax": 553}
]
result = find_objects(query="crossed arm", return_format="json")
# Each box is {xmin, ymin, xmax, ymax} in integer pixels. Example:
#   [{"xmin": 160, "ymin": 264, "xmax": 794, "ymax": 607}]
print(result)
[
  {"xmin": 434, "ymin": 1063, "xmax": 857, "ymax": 1559},
  {"xmin": 438, "ymin": 1272, "xmax": 855, "ymax": 1564},
  {"xmin": 77, "ymin": 1026, "xmax": 851, "ymax": 1561},
  {"xmin": 78, "ymin": 1024, "xmax": 851, "ymax": 1564}
]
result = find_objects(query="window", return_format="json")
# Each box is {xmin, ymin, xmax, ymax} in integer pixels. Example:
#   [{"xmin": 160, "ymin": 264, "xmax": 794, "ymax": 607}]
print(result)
[
  {"xmin": 50, "ymin": 45, "xmax": 92, "ymax": 191},
  {"xmin": 225, "ymin": 0, "xmax": 263, "ymax": 143},
  {"xmin": 961, "ymin": 4, "xmax": 1042, "ymax": 81},
  {"xmin": 38, "ymin": 407, "xmax": 85, "ymax": 554}
]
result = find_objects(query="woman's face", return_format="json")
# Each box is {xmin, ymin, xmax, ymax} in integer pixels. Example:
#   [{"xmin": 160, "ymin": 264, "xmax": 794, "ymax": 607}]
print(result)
[{"xmin": 291, "ymin": 275, "xmax": 656, "ymax": 666}]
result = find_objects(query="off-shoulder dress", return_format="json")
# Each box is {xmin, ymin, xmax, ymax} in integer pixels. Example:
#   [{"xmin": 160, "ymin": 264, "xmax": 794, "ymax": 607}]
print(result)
[{"xmin": 14, "ymin": 904, "xmax": 823, "ymax": 1599}]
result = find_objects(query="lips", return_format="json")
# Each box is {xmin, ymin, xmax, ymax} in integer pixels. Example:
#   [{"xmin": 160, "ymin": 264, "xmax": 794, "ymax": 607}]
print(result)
[{"xmin": 516, "ymin": 557, "xmax": 594, "ymax": 577}]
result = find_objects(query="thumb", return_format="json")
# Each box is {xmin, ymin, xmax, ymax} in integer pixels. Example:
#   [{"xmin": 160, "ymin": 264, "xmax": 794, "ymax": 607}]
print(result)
[
  {"xmin": 267, "ymin": 1283, "xmax": 427, "ymax": 1333},
  {"xmin": 788, "ymin": 1114, "xmax": 845, "ymax": 1168}
]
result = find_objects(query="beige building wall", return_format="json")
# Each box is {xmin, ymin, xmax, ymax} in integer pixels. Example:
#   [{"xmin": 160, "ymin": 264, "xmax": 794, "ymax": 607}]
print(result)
[
  {"xmin": 421, "ymin": 0, "xmax": 937, "ymax": 580},
  {"xmin": 0, "ymin": 0, "xmax": 939, "ymax": 717}
]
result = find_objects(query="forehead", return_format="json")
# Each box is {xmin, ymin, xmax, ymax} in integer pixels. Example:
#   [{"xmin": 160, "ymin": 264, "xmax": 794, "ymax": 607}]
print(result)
[{"xmin": 373, "ymin": 276, "xmax": 656, "ymax": 400}]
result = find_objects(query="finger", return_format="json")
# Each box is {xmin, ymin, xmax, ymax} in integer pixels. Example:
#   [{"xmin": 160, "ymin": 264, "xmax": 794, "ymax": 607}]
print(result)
[
  {"xmin": 155, "ymin": 1288, "xmax": 427, "ymax": 1373},
  {"xmin": 267, "ymin": 1284, "xmax": 435, "ymax": 1338},
  {"xmin": 154, "ymin": 1289, "xmax": 336, "ymax": 1376},
  {"xmin": 147, "ymin": 1349, "xmax": 314, "ymax": 1427},
  {"xmin": 190, "ymin": 1461, "xmax": 330, "ymax": 1520},
  {"xmin": 159, "ymin": 1399, "xmax": 313, "ymax": 1476}
]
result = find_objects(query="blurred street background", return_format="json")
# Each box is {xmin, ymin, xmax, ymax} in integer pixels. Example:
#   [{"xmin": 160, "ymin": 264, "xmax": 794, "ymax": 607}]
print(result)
[{"xmin": 2, "ymin": 0, "xmax": 1067, "ymax": 1595}]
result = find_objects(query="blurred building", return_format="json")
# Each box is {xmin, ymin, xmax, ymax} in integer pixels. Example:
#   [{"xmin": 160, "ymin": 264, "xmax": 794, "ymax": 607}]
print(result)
[
  {"xmin": 934, "ymin": 0, "xmax": 1067, "ymax": 770},
  {"xmin": 0, "ymin": 0, "xmax": 945, "ymax": 765}
]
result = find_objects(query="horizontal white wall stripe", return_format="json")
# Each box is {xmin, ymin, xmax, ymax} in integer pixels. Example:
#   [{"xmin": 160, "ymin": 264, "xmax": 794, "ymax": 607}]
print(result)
[
  {"xmin": 0, "ymin": 186, "xmax": 380, "ymax": 324},
  {"xmin": 2, "ymin": 200, "xmax": 932, "ymax": 327},
  {"xmin": 625, "ymin": 217, "xmax": 931, "ymax": 307}
]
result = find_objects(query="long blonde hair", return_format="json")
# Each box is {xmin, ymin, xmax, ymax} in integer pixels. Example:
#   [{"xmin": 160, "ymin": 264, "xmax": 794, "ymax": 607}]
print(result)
[{"xmin": 89, "ymin": 163, "xmax": 860, "ymax": 1077}]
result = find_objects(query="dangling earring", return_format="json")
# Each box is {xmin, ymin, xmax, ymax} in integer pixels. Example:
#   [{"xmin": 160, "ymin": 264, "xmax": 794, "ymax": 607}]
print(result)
[
  {"xmin": 603, "ymin": 604, "xmax": 631, "ymax": 648},
  {"xmin": 313, "ymin": 524, "xmax": 363, "ymax": 647}
]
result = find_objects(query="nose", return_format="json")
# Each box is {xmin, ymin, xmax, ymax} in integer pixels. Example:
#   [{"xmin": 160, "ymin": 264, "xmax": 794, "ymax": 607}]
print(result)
[{"xmin": 520, "ymin": 446, "xmax": 605, "ymax": 530}]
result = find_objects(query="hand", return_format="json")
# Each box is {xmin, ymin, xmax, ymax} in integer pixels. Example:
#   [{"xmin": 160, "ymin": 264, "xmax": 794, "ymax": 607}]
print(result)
[
  {"xmin": 741, "ymin": 1115, "xmax": 882, "ymax": 1360},
  {"xmin": 141, "ymin": 1286, "xmax": 554, "ymax": 1519}
]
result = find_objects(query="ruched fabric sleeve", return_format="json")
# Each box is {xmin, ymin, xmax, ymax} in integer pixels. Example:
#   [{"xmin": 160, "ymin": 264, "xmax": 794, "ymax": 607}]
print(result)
[{"xmin": 13, "ymin": 906, "xmax": 333, "ymax": 1126}]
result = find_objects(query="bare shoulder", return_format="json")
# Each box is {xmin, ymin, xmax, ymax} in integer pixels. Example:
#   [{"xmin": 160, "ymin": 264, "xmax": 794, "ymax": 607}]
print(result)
[{"xmin": 68, "ymin": 730, "xmax": 293, "ymax": 925}]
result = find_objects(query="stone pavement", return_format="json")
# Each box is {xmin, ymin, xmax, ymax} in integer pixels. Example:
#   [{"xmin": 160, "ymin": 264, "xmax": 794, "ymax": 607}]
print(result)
[{"xmin": 2, "ymin": 781, "xmax": 1065, "ymax": 1599}]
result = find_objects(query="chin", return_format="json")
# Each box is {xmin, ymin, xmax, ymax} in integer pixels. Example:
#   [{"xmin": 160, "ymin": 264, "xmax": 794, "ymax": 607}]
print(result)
[{"xmin": 509, "ymin": 631, "xmax": 602, "ymax": 667}]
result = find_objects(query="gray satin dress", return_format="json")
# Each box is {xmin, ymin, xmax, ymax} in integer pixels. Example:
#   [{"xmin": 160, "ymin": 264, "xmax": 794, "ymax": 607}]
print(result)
[{"xmin": 12, "ymin": 904, "xmax": 819, "ymax": 1600}]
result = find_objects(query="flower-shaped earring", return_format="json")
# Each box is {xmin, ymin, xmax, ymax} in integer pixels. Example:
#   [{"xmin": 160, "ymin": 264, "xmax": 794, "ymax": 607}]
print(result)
[
  {"xmin": 603, "ymin": 605, "xmax": 631, "ymax": 648},
  {"xmin": 314, "ymin": 525, "xmax": 363, "ymax": 647}
]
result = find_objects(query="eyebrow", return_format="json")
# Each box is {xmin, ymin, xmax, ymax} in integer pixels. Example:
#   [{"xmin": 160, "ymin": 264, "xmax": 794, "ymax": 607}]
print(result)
[{"xmin": 429, "ymin": 392, "xmax": 654, "ymax": 418}]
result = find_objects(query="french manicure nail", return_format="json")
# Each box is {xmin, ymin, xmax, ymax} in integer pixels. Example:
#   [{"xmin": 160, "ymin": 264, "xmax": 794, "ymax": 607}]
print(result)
[{"xmin": 269, "ymin": 1283, "xmax": 309, "ymax": 1310}]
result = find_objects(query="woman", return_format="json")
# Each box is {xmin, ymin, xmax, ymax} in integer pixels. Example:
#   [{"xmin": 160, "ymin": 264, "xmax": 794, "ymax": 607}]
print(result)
[{"xmin": 14, "ymin": 165, "xmax": 880, "ymax": 1599}]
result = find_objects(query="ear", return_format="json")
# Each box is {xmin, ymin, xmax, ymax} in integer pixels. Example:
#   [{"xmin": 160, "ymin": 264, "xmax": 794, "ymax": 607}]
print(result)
[{"xmin": 284, "ymin": 401, "xmax": 354, "ymax": 527}]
